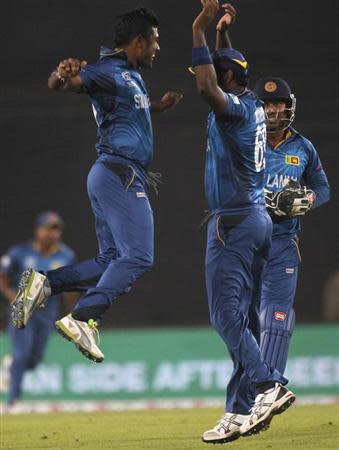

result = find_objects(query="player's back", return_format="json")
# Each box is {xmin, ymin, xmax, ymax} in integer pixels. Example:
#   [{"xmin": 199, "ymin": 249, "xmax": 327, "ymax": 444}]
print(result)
[{"xmin": 205, "ymin": 90, "xmax": 266, "ymax": 214}]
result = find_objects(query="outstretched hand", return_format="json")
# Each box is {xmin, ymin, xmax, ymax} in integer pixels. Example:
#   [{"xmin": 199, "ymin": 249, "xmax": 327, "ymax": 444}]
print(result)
[
  {"xmin": 57, "ymin": 58, "xmax": 88, "ymax": 78},
  {"xmin": 193, "ymin": 0, "xmax": 219, "ymax": 31},
  {"xmin": 158, "ymin": 91, "xmax": 184, "ymax": 112},
  {"xmin": 216, "ymin": 3, "xmax": 236, "ymax": 31}
]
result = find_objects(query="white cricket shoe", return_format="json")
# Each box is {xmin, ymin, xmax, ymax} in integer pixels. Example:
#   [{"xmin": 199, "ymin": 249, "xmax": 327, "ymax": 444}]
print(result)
[
  {"xmin": 55, "ymin": 314, "xmax": 104, "ymax": 363},
  {"xmin": 11, "ymin": 269, "xmax": 51, "ymax": 329},
  {"xmin": 240, "ymin": 383, "xmax": 296, "ymax": 436},
  {"xmin": 202, "ymin": 413, "xmax": 248, "ymax": 443}
]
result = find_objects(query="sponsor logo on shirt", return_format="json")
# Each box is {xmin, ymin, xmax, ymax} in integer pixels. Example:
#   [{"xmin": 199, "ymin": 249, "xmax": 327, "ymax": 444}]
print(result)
[
  {"xmin": 274, "ymin": 311, "xmax": 287, "ymax": 321},
  {"xmin": 266, "ymin": 173, "xmax": 298, "ymax": 190},
  {"xmin": 285, "ymin": 155, "xmax": 300, "ymax": 165},
  {"xmin": 136, "ymin": 192, "xmax": 146, "ymax": 198},
  {"xmin": 286, "ymin": 268, "xmax": 295, "ymax": 274}
]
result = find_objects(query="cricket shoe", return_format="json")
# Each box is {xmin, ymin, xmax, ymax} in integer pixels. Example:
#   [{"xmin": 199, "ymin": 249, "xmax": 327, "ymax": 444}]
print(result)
[
  {"xmin": 202, "ymin": 413, "xmax": 249, "ymax": 444},
  {"xmin": 55, "ymin": 314, "xmax": 104, "ymax": 363},
  {"xmin": 11, "ymin": 269, "xmax": 51, "ymax": 329},
  {"xmin": 240, "ymin": 383, "xmax": 296, "ymax": 436}
]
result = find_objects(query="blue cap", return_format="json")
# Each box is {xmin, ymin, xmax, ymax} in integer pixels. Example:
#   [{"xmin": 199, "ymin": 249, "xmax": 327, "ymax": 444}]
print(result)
[
  {"xmin": 212, "ymin": 48, "xmax": 248, "ymax": 74},
  {"xmin": 35, "ymin": 211, "xmax": 64, "ymax": 229},
  {"xmin": 253, "ymin": 77, "xmax": 293, "ymax": 106}
]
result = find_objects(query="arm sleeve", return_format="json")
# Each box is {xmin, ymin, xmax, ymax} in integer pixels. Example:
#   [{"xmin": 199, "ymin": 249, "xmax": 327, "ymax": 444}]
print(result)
[
  {"xmin": 79, "ymin": 62, "xmax": 117, "ymax": 93},
  {"xmin": 302, "ymin": 142, "xmax": 330, "ymax": 208},
  {"xmin": 0, "ymin": 247, "xmax": 21, "ymax": 275}
]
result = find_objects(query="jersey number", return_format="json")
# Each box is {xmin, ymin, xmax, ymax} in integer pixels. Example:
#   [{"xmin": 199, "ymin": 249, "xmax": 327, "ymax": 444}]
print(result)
[{"xmin": 254, "ymin": 124, "xmax": 266, "ymax": 172}]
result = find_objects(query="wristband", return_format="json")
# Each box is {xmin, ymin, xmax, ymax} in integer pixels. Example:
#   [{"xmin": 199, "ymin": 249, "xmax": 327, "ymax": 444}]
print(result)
[{"xmin": 192, "ymin": 46, "xmax": 213, "ymax": 67}]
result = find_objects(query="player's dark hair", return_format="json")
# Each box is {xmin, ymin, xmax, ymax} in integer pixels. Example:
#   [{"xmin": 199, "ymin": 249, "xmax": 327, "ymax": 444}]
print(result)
[
  {"xmin": 215, "ymin": 62, "xmax": 249, "ymax": 88},
  {"xmin": 232, "ymin": 69, "xmax": 249, "ymax": 87},
  {"xmin": 113, "ymin": 7, "xmax": 159, "ymax": 47}
]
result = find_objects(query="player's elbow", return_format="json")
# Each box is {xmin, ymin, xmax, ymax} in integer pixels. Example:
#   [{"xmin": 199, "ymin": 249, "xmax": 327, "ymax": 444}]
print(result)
[
  {"xmin": 314, "ymin": 183, "xmax": 331, "ymax": 208},
  {"xmin": 321, "ymin": 183, "xmax": 331, "ymax": 202},
  {"xmin": 196, "ymin": 81, "xmax": 213, "ymax": 99}
]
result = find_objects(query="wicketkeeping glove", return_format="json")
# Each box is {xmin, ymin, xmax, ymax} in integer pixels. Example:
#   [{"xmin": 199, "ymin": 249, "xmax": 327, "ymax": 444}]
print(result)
[{"xmin": 265, "ymin": 180, "xmax": 315, "ymax": 219}]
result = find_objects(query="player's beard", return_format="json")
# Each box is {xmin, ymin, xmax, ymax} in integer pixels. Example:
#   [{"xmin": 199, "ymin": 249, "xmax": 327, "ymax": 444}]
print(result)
[{"xmin": 138, "ymin": 55, "xmax": 154, "ymax": 69}]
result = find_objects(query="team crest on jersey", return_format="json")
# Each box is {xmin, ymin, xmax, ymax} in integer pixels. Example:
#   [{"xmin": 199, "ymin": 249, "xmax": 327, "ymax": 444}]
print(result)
[
  {"xmin": 285, "ymin": 155, "xmax": 300, "ymax": 166},
  {"xmin": 122, "ymin": 71, "xmax": 132, "ymax": 82},
  {"xmin": 274, "ymin": 311, "xmax": 287, "ymax": 321},
  {"xmin": 121, "ymin": 71, "xmax": 138, "ymax": 88}
]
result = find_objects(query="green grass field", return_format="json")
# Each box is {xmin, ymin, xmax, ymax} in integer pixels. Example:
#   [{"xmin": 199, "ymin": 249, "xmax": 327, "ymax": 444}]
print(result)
[{"xmin": 1, "ymin": 405, "xmax": 338, "ymax": 449}]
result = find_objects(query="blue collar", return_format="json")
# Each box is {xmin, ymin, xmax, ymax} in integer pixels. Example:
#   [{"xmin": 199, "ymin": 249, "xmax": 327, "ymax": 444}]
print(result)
[{"xmin": 99, "ymin": 46, "xmax": 134, "ymax": 69}]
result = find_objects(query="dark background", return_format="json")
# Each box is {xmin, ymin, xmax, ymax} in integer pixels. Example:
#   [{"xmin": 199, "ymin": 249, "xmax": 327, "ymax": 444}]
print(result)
[{"xmin": 1, "ymin": 0, "xmax": 338, "ymax": 327}]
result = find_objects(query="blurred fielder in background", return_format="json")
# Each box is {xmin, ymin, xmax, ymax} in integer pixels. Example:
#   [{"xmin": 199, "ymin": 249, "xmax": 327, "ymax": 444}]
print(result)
[
  {"xmin": 192, "ymin": 0, "xmax": 295, "ymax": 443},
  {"xmin": 215, "ymin": 0, "xmax": 331, "ymax": 426},
  {"xmin": 10, "ymin": 8, "xmax": 182, "ymax": 363},
  {"xmin": 0, "ymin": 212, "xmax": 75, "ymax": 406}
]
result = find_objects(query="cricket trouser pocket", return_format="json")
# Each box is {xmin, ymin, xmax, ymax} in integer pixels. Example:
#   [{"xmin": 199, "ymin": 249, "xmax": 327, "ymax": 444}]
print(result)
[
  {"xmin": 268, "ymin": 236, "xmax": 302, "ymax": 269},
  {"xmin": 216, "ymin": 213, "xmax": 250, "ymax": 246},
  {"xmin": 101, "ymin": 161, "xmax": 136, "ymax": 191}
]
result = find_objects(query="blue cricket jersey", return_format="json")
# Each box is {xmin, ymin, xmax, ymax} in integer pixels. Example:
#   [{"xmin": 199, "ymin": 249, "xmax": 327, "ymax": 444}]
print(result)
[
  {"xmin": 265, "ymin": 128, "xmax": 330, "ymax": 237},
  {"xmin": 205, "ymin": 90, "xmax": 267, "ymax": 213},
  {"xmin": 0, "ymin": 242, "xmax": 75, "ymax": 321},
  {"xmin": 80, "ymin": 48, "xmax": 153, "ymax": 171}
]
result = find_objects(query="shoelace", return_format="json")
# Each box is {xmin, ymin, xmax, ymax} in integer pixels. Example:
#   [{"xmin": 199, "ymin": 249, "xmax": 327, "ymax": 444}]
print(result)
[
  {"xmin": 249, "ymin": 394, "xmax": 270, "ymax": 424},
  {"xmin": 88, "ymin": 319, "xmax": 100, "ymax": 345},
  {"xmin": 216, "ymin": 414, "xmax": 238, "ymax": 433}
]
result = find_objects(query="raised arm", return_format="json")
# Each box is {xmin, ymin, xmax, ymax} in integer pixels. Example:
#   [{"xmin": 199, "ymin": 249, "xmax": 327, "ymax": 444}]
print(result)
[
  {"xmin": 192, "ymin": 0, "xmax": 228, "ymax": 115},
  {"xmin": 216, "ymin": 3, "xmax": 236, "ymax": 49},
  {"xmin": 48, "ymin": 58, "xmax": 87, "ymax": 93}
]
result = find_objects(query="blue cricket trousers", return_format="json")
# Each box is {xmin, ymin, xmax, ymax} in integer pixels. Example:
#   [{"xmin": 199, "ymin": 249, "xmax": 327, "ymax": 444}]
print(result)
[
  {"xmin": 234, "ymin": 235, "xmax": 300, "ymax": 413},
  {"xmin": 47, "ymin": 154, "xmax": 154, "ymax": 321},
  {"xmin": 205, "ymin": 206, "xmax": 287, "ymax": 414},
  {"xmin": 8, "ymin": 305, "xmax": 56, "ymax": 403}
]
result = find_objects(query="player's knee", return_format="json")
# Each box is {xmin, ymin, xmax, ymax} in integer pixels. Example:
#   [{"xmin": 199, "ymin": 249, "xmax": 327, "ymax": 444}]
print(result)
[
  {"xmin": 210, "ymin": 303, "xmax": 240, "ymax": 337},
  {"xmin": 134, "ymin": 252, "xmax": 154, "ymax": 272},
  {"xmin": 97, "ymin": 248, "xmax": 118, "ymax": 266}
]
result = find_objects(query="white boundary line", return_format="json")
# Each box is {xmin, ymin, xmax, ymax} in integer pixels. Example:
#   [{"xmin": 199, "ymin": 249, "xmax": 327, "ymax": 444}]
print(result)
[{"xmin": 1, "ymin": 396, "xmax": 338, "ymax": 415}]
